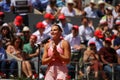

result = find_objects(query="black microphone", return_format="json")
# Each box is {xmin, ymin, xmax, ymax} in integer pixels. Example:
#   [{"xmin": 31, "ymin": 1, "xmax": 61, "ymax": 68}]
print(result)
[
  {"xmin": 41, "ymin": 36, "xmax": 51, "ymax": 44},
  {"xmin": 35, "ymin": 36, "xmax": 51, "ymax": 47}
]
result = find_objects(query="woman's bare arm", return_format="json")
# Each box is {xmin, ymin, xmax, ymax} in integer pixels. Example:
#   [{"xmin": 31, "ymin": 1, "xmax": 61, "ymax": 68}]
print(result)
[
  {"xmin": 58, "ymin": 40, "xmax": 71, "ymax": 64},
  {"xmin": 42, "ymin": 43, "xmax": 54, "ymax": 65}
]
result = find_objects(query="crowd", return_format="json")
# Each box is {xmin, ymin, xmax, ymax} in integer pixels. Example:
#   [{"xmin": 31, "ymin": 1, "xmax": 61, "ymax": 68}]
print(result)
[{"xmin": 0, "ymin": 0, "xmax": 119, "ymax": 80}]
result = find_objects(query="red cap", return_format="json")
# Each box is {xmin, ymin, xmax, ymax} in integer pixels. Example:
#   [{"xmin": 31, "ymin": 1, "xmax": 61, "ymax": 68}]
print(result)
[
  {"xmin": 105, "ymin": 38, "xmax": 111, "ymax": 42},
  {"xmin": 44, "ymin": 13, "xmax": 54, "ymax": 19},
  {"xmin": 58, "ymin": 14, "xmax": 66, "ymax": 20},
  {"xmin": 0, "ymin": 12, "xmax": 4, "ymax": 17},
  {"xmin": 36, "ymin": 22, "xmax": 45, "ymax": 29},
  {"xmin": 115, "ymin": 19, "xmax": 120, "ymax": 25},
  {"xmin": 72, "ymin": 25, "xmax": 79, "ymax": 30},
  {"xmin": 94, "ymin": 30, "xmax": 103, "ymax": 38},
  {"xmin": 89, "ymin": 41, "xmax": 95, "ymax": 45},
  {"xmin": 15, "ymin": 16, "xmax": 23, "ymax": 22},
  {"xmin": 14, "ymin": 16, "xmax": 23, "ymax": 26}
]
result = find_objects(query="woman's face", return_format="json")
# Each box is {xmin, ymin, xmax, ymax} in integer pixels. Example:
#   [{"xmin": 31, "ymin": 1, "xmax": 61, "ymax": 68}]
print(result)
[
  {"xmin": 14, "ymin": 38, "xmax": 21, "ymax": 47},
  {"xmin": 1, "ymin": 27, "xmax": 9, "ymax": 35},
  {"xmin": 51, "ymin": 25, "xmax": 61, "ymax": 39}
]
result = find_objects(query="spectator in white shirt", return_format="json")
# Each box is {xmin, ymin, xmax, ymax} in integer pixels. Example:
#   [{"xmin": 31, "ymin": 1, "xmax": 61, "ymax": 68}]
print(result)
[
  {"xmin": 65, "ymin": 25, "xmax": 81, "ymax": 52},
  {"xmin": 84, "ymin": 0, "xmax": 98, "ymax": 18},
  {"xmin": 60, "ymin": 0, "xmax": 76, "ymax": 17},
  {"xmin": 33, "ymin": 22, "xmax": 50, "ymax": 44},
  {"xmin": 42, "ymin": 13, "xmax": 54, "ymax": 35},
  {"xmin": 79, "ymin": 17, "xmax": 94, "ymax": 45},
  {"xmin": 57, "ymin": 14, "xmax": 73, "ymax": 37},
  {"xmin": 112, "ymin": 5, "xmax": 120, "ymax": 19},
  {"xmin": 45, "ymin": 0, "xmax": 59, "ymax": 17}
]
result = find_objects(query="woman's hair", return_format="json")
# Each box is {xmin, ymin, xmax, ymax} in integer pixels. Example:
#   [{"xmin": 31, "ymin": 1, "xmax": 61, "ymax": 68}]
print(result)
[
  {"xmin": 0, "ymin": 26, "xmax": 14, "ymax": 40},
  {"xmin": 12, "ymin": 35, "xmax": 23, "ymax": 50},
  {"xmin": 52, "ymin": 24, "xmax": 63, "ymax": 32}
]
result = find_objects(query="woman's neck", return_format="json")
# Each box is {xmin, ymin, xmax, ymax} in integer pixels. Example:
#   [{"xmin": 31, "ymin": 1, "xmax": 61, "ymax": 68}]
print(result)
[{"xmin": 52, "ymin": 38, "xmax": 61, "ymax": 45}]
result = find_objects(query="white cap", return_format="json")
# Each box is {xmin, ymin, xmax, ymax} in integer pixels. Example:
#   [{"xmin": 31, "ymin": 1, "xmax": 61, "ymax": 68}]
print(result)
[
  {"xmin": 90, "ymin": 0, "xmax": 95, "ymax": 3},
  {"xmin": 106, "ymin": 7, "xmax": 113, "ymax": 11},
  {"xmin": 2, "ymin": 23, "xmax": 8, "ymax": 27},
  {"xmin": 67, "ymin": 0, "xmax": 74, "ymax": 4},
  {"xmin": 66, "ymin": 0, "xmax": 75, "ymax": 6},
  {"xmin": 23, "ymin": 26, "xmax": 30, "ymax": 32},
  {"xmin": 98, "ymin": 0, "xmax": 105, "ymax": 4}
]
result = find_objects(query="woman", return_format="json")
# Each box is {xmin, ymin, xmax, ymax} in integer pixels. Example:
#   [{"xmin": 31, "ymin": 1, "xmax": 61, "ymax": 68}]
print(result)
[
  {"xmin": 0, "ymin": 23, "xmax": 14, "ymax": 49},
  {"xmin": 5, "ymin": 36, "xmax": 23, "ymax": 77},
  {"xmin": 83, "ymin": 42, "xmax": 107, "ymax": 80},
  {"xmin": 42, "ymin": 24, "xmax": 71, "ymax": 80},
  {"xmin": 60, "ymin": 0, "xmax": 76, "ymax": 17},
  {"xmin": 6, "ymin": 36, "xmax": 33, "ymax": 78}
]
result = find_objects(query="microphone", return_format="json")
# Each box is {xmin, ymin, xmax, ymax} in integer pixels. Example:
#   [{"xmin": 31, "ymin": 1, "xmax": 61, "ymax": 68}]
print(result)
[{"xmin": 35, "ymin": 36, "xmax": 51, "ymax": 47}]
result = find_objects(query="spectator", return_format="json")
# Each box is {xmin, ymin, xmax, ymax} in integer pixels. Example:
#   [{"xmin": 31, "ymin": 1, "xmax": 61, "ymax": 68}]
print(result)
[
  {"xmin": 57, "ymin": 14, "xmax": 73, "ymax": 37},
  {"xmin": 0, "ymin": 23, "xmax": 14, "ymax": 49},
  {"xmin": 99, "ymin": 18, "xmax": 113, "ymax": 39},
  {"xmin": 0, "ymin": 36, "xmax": 7, "ymax": 78},
  {"xmin": 113, "ymin": 31, "xmax": 120, "ymax": 64},
  {"xmin": 84, "ymin": 0, "xmax": 98, "ymax": 18},
  {"xmin": 40, "ymin": 0, "xmax": 49, "ymax": 12},
  {"xmin": 73, "ymin": 0, "xmax": 85, "ymax": 16},
  {"xmin": 88, "ymin": 30, "xmax": 104, "ymax": 51},
  {"xmin": 42, "ymin": 24, "xmax": 71, "ymax": 80},
  {"xmin": 13, "ymin": 15, "xmax": 24, "ymax": 36},
  {"xmin": 23, "ymin": 35, "xmax": 40, "ymax": 78},
  {"xmin": 45, "ymin": 0, "xmax": 59, "ymax": 17},
  {"xmin": 56, "ymin": 0, "xmax": 65, "ymax": 9},
  {"xmin": 112, "ymin": 4, "xmax": 120, "ymax": 19},
  {"xmin": 0, "ymin": 0, "xmax": 11, "ymax": 12},
  {"xmin": 97, "ymin": 0, "xmax": 106, "ymax": 18},
  {"xmin": 79, "ymin": 17, "xmax": 94, "ymax": 46},
  {"xmin": 6, "ymin": 36, "xmax": 26, "ymax": 78},
  {"xmin": 98, "ymin": 38, "xmax": 120, "ymax": 80},
  {"xmin": 114, "ymin": 18, "xmax": 120, "ymax": 32},
  {"xmin": 21, "ymin": 26, "xmax": 31, "ymax": 44},
  {"xmin": 31, "ymin": 0, "xmax": 49, "ymax": 13},
  {"xmin": 74, "ymin": 0, "xmax": 82, "ymax": 10},
  {"xmin": 60, "ymin": 0, "xmax": 76, "ymax": 17},
  {"xmin": 83, "ymin": 42, "xmax": 107, "ymax": 80},
  {"xmin": 33, "ymin": 22, "xmax": 50, "ymax": 44},
  {"xmin": 42, "ymin": 13, "xmax": 54, "ymax": 35},
  {"xmin": 64, "ymin": 25, "xmax": 82, "ymax": 52},
  {"xmin": 102, "ymin": 7, "xmax": 114, "ymax": 29}
]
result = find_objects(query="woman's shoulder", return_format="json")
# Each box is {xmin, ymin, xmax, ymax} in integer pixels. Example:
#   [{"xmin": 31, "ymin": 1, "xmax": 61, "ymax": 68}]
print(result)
[
  {"xmin": 61, "ymin": 39, "xmax": 69, "ymax": 44},
  {"xmin": 60, "ymin": 39, "xmax": 70, "ymax": 48},
  {"xmin": 84, "ymin": 48, "xmax": 93, "ymax": 54}
]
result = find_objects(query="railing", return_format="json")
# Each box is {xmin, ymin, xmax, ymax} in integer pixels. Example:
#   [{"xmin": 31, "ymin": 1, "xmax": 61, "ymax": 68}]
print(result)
[{"xmin": 1, "ymin": 59, "xmax": 120, "ymax": 80}]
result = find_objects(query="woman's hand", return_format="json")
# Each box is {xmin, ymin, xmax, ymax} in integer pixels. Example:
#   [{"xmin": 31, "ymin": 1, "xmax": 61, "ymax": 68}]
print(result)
[{"xmin": 52, "ymin": 41, "xmax": 59, "ymax": 57}]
